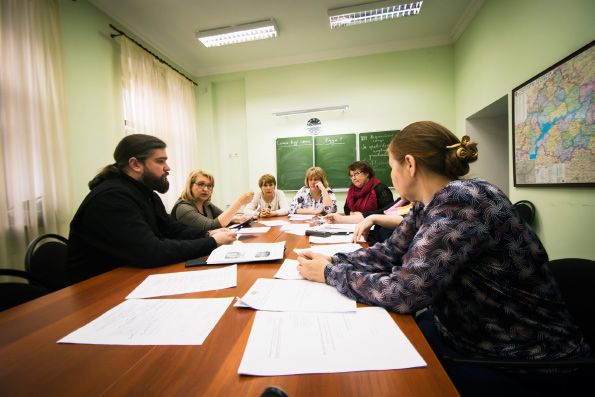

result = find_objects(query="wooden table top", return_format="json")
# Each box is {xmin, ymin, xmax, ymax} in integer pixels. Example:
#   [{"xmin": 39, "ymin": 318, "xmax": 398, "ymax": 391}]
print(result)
[{"xmin": 0, "ymin": 217, "xmax": 458, "ymax": 396}]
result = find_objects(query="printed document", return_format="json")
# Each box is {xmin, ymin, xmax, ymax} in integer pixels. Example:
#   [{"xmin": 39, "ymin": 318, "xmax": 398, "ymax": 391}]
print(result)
[
  {"xmin": 258, "ymin": 220, "xmax": 291, "ymax": 226},
  {"xmin": 294, "ymin": 243, "xmax": 363, "ymax": 257},
  {"xmin": 58, "ymin": 297, "xmax": 233, "ymax": 345},
  {"xmin": 236, "ymin": 227, "xmax": 271, "ymax": 234},
  {"xmin": 125, "ymin": 265, "xmax": 237, "ymax": 299},
  {"xmin": 309, "ymin": 234, "xmax": 365, "ymax": 244},
  {"xmin": 274, "ymin": 259, "xmax": 303, "ymax": 280},
  {"xmin": 235, "ymin": 278, "xmax": 356, "ymax": 312},
  {"xmin": 207, "ymin": 241, "xmax": 285, "ymax": 264},
  {"xmin": 238, "ymin": 307, "xmax": 427, "ymax": 376}
]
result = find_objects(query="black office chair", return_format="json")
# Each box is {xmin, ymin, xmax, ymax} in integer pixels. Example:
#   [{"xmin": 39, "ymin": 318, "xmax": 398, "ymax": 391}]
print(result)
[
  {"xmin": 513, "ymin": 200, "xmax": 535, "ymax": 226},
  {"xmin": 24, "ymin": 233, "xmax": 70, "ymax": 292},
  {"xmin": 0, "ymin": 268, "xmax": 50, "ymax": 312},
  {"xmin": 440, "ymin": 258, "xmax": 595, "ymax": 370}
]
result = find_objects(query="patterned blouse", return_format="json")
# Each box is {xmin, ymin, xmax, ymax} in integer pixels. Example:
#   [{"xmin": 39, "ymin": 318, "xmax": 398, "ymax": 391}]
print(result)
[
  {"xmin": 325, "ymin": 179, "xmax": 590, "ymax": 361},
  {"xmin": 289, "ymin": 186, "xmax": 338, "ymax": 214}
]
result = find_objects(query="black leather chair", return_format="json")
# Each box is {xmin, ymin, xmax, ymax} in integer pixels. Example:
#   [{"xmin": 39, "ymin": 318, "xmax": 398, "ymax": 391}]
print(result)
[
  {"xmin": 513, "ymin": 200, "xmax": 535, "ymax": 226},
  {"xmin": 24, "ymin": 233, "xmax": 70, "ymax": 292},
  {"xmin": 440, "ymin": 258, "xmax": 595, "ymax": 370},
  {"xmin": 0, "ymin": 268, "xmax": 50, "ymax": 312}
]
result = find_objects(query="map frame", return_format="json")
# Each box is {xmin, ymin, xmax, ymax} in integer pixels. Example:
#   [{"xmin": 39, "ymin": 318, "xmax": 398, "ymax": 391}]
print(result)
[{"xmin": 512, "ymin": 39, "xmax": 595, "ymax": 187}]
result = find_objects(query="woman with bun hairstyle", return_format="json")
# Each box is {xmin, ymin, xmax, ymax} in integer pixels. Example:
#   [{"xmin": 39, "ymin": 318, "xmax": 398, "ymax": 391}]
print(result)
[{"xmin": 297, "ymin": 121, "xmax": 590, "ymax": 395}]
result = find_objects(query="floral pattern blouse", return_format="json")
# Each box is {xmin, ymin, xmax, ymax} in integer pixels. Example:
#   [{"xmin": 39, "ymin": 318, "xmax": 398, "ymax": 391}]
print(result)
[{"xmin": 289, "ymin": 186, "xmax": 337, "ymax": 214}]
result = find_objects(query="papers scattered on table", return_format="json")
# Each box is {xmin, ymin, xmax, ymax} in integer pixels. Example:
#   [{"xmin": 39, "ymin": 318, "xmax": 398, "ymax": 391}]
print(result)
[
  {"xmin": 258, "ymin": 220, "xmax": 291, "ymax": 226},
  {"xmin": 309, "ymin": 234, "xmax": 365, "ymax": 244},
  {"xmin": 274, "ymin": 259, "xmax": 304, "ymax": 280},
  {"xmin": 235, "ymin": 278, "xmax": 356, "ymax": 312},
  {"xmin": 125, "ymin": 265, "xmax": 237, "ymax": 299},
  {"xmin": 294, "ymin": 243, "xmax": 363, "ymax": 257},
  {"xmin": 236, "ymin": 227, "xmax": 271, "ymax": 234},
  {"xmin": 207, "ymin": 241, "xmax": 285, "ymax": 264},
  {"xmin": 238, "ymin": 307, "xmax": 427, "ymax": 376},
  {"xmin": 58, "ymin": 297, "xmax": 233, "ymax": 345}
]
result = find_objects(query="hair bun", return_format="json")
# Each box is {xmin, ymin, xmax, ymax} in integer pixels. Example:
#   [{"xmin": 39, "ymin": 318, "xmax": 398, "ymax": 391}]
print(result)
[{"xmin": 446, "ymin": 135, "xmax": 478, "ymax": 161}]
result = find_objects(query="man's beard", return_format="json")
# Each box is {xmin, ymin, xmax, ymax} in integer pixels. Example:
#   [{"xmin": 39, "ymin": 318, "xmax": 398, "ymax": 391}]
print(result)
[{"xmin": 142, "ymin": 169, "xmax": 169, "ymax": 194}]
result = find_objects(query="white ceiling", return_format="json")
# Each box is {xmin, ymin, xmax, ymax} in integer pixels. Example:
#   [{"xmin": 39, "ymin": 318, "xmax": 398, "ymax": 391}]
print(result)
[{"xmin": 89, "ymin": 0, "xmax": 484, "ymax": 77}]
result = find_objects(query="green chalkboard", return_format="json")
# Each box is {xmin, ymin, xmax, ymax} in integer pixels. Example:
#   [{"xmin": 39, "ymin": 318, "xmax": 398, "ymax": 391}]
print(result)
[
  {"xmin": 359, "ymin": 130, "xmax": 399, "ymax": 187},
  {"xmin": 314, "ymin": 134, "xmax": 357, "ymax": 189},
  {"xmin": 276, "ymin": 136, "xmax": 313, "ymax": 190}
]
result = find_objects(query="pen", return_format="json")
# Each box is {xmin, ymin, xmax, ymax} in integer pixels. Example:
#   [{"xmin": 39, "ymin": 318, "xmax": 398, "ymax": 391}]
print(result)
[{"xmin": 237, "ymin": 226, "xmax": 242, "ymax": 231}]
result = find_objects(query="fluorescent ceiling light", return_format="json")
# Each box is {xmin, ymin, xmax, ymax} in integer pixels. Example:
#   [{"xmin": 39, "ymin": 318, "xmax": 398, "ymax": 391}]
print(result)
[
  {"xmin": 328, "ymin": 1, "xmax": 423, "ymax": 29},
  {"xmin": 271, "ymin": 102, "xmax": 349, "ymax": 117},
  {"xmin": 196, "ymin": 19, "xmax": 279, "ymax": 48}
]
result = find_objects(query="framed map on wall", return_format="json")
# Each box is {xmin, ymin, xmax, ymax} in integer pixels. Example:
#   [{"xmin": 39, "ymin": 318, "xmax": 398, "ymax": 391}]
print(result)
[{"xmin": 512, "ymin": 39, "xmax": 595, "ymax": 187}]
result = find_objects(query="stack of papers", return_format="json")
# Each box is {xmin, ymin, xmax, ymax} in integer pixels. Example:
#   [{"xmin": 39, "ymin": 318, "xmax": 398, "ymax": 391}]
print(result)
[{"xmin": 207, "ymin": 241, "xmax": 285, "ymax": 264}]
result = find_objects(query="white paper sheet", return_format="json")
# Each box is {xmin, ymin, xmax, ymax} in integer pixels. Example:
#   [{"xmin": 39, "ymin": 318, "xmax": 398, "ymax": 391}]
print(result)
[
  {"xmin": 258, "ymin": 220, "xmax": 291, "ymax": 226},
  {"xmin": 274, "ymin": 259, "xmax": 304, "ymax": 280},
  {"xmin": 235, "ymin": 278, "xmax": 356, "ymax": 312},
  {"xmin": 319, "ymin": 223, "xmax": 357, "ymax": 232},
  {"xmin": 207, "ymin": 241, "xmax": 285, "ymax": 264},
  {"xmin": 288, "ymin": 214, "xmax": 315, "ymax": 220},
  {"xmin": 309, "ymin": 234, "xmax": 366, "ymax": 244},
  {"xmin": 294, "ymin": 243, "xmax": 363, "ymax": 257},
  {"xmin": 236, "ymin": 227, "xmax": 271, "ymax": 234},
  {"xmin": 238, "ymin": 307, "xmax": 427, "ymax": 376},
  {"xmin": 125, "ymin": 265, "xmax": 237, "ymax": 299},
  {"xmin": 58, "ymin": 298, "xmax": 233, "ymax": 345}
]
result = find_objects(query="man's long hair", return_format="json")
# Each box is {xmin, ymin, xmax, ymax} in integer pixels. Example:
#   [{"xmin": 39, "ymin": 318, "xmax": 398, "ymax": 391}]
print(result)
[{"xmin": 88, "ymin": 134, "xmax": 166, "ymax": 190}]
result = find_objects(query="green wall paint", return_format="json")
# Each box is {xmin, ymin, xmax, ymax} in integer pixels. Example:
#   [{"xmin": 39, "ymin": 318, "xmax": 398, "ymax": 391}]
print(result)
[{"xmin": 454, "ymin": 0, "xmax": 595, "ymax": 260}]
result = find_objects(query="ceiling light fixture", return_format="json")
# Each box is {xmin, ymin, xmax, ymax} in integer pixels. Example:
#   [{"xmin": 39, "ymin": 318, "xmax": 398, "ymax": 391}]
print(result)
[
  {"xmin": 328, "ymin": 1, "xmax": 423, "ymax": 29},
  {"xmin": 271, "ymin": 102, "xmax": 349, "ymax": 117},
  {"xmin": 196, "ymin": 19, "xmax": 279, "ymax": 48}
]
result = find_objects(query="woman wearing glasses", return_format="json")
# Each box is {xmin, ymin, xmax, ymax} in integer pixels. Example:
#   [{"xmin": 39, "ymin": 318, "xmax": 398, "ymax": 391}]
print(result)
[
  {"xmin": 173, "ymin": 169, "xmax": 254, "ymax": 230},
  {"xmin": 344, "ymin": 161, "xmax": 393, "ymax": 215}
]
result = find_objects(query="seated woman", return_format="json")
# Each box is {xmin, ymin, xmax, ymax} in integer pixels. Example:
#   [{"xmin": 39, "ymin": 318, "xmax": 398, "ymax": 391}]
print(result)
[
  {"xmin": 344, "ymin": 161, "xmax": 393, "ymax": 215},
  {"xmin": 289, "ymin": 167, "xmax": 337, "ymax": 215},
  {"xmin": 244, "ymin": 174, "xmax": 290, "ymax": 218},
  {"xmin": 325, "ymin": 198, "xmax": 410, "ymax": 244},
  {"xmin": 297, "ymin": 121, "xmax": 590, "ymax": 395},
  {"xmin": 173, "ymin": 169, "xmax": 254, "ymax": 230}
]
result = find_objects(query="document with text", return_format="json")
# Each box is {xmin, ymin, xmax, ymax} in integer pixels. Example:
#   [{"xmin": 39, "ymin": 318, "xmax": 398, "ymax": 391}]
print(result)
[
  {"xmin": 58, "ymin": 297, "xmax": 233, "ymax": 345},
  {"xmin": 235, "ymin": 278, "xmax": 356, "ymax": 312},
  {"xmin": 207, "ymin": 241, "xmax": 285, "ymax": 264},
  {"xmin": 238, "ymin": 307, "xmax": 427, "ymax": 376},
  {"xmin": 125, "ymin": 265, "xmax": 237, "ymax": 299}
]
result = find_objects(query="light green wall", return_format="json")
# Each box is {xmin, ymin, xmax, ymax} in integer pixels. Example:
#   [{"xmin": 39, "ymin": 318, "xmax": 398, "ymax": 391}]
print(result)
[
  {"xmin": 454, "ymin": 0, "xmax": 595, "ymax": 260},
  {"xmin": 196, "ymin": 46, "xmax": 455, "ymax": 208},
  {"xmin": 59, "ymin": 0, "xmax": 194, "ymax": 207}
]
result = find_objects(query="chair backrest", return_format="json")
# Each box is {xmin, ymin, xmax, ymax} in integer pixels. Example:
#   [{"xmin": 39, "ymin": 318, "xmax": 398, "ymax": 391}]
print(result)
[
  {"xmin": 0, "ymin": 269, "xmax": 50, "ymax": 312},
  {"xmin": 547, "ymin": 258, "xmax": 595, "ymax": 348},
  {"xmin": 24, "ymin": 234, "xmax": 69, "ymax": 292},
  {"xmin": 514, "ymin": 200, "xmax": 535, "ymax": 226}
]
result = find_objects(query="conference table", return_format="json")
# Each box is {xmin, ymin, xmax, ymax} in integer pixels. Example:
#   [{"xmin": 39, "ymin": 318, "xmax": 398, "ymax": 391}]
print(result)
[{"xmin": 0, "ymin": 217, "xmax": 459, "ymax": 396}]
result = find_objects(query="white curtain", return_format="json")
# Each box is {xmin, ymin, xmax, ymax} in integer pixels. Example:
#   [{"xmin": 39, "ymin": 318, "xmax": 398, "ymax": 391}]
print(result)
[
  {"xmin": 120, "ymin": 36, "xmax": 199, "ymax": 210},
  {"xmin": 0, "ymin": 0, "xmax": 72, "ymax": 271}
]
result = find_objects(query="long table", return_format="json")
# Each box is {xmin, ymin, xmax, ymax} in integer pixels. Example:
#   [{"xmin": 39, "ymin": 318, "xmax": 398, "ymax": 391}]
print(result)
[{"xmin": 0, "ymin": 218, "xmax": 459, "ymax": 396}]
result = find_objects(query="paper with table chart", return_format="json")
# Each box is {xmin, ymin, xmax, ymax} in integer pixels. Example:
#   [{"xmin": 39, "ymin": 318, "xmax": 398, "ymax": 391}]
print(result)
[
  {"xmin": 125, "ymin": 265, "xmax": 237, "ymax": 299},
  {"xmin": 238, "ymin": 307, "xmax": 427, "ymax": 376},
  {"xmin": 206, "ymin": 241, "xmax": 285, "ymax": 264},
  {"xmin": 234, "ymin": 278, "xmax": 356, "ymax": 312},
  {"xmin": 58, "ymin": 297, "xmax": 233, "ymax": 345},
  {"xmin": 294, "ymin": 243, "xmax": 363, "ymax": 257}
]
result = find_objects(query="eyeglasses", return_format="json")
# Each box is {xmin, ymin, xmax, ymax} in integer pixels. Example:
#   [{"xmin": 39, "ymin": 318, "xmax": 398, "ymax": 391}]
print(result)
[
  {"xmin": 194, "ymin": 182, "xmax": 213, "ymax": 190},
  {"xmin": 349, "ymin": 171, "xmax": 363, "ymax": 179}
]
